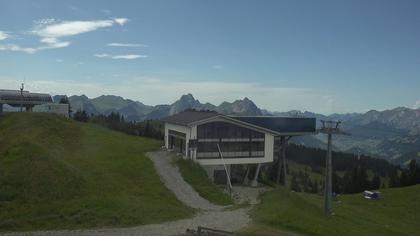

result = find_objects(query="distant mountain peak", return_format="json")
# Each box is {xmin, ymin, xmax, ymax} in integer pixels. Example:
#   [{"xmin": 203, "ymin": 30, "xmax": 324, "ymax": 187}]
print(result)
[{"xmin": 179, "ymin": 93, "xmax": 195, "ymax": 100}]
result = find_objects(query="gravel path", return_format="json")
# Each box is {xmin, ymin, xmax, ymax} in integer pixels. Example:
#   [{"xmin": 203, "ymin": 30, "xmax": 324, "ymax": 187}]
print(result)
[
  {"xmin": 147, "ymin": 151, "xmax": 225, "ymax": 211},
  {"xmin": 2, "ymin": 151, "xmax": 254, "ymax": 236},
  {"xmin": 2, "ymin": 209, "xmax": 250, "ymax": 236}
]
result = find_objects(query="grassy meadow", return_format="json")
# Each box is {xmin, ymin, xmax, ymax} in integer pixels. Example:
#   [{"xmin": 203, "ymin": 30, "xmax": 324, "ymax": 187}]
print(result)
[
  {"xmin": 0, "ymin": 113, "xmax": 193, "ymax": 232},
  {"xmin": 238, "ymin": 185, "xmax": 420, "ymax": 236}
]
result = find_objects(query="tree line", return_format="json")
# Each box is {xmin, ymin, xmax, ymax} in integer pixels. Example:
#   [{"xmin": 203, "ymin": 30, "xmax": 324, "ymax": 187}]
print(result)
[
  {"xmin": 72, "ymin": 110, "xmax": 164, "ymax": 140},
  {"xmin": 389, "ymin": 160, "xmax": 420, "ymax": 188},
  {"xmin": 260, "ymin": 143, "xmax": 417, "ymax": 194}
]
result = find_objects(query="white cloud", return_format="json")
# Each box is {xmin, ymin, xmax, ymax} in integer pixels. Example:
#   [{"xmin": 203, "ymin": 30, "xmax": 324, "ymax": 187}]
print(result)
[
  {"xmin": 414, "ymin": 100, "xmax": 420, "ymax": 109},
  {"xmin": 56, "ymin": 59, "xmax": 64, "ymax": 62},
  {"xmin": 31, "ymin": 18, "xmax": 128, "ymax": 51},
  {"xmin": 0, "ymin": 44, "xmax": 37, "ymax": 53},
  {"xmin": 94, "ymin": 53, "xmax": 148, "ymax": 60},
  {"xmin": 213, "ymin": 65, "xmax": 224, "ymax": 70},
  {"xmin": 107, "ymin": 43, "xmax": 148, "ymax": 47},
  {"xmin": 0, "ymin": 76, "xmax": 337, "ymax": 114},
  {"xmin": 33, "ymin": 19, "xmax": 117, "ymax": 38},
  {"xmin": 38, "ymin": 39, "xmax": 70, "ymax": 49},
  {"xmin": 0, "ymin": 31, "xmax": 10, "ymax": 40},
  {"xmin": 0, "ymin": 18, "xmax": 130, "ymax": 54},
  {"xmin": 94, "ymin": 53, "xmax": 109, "ymax": 58},
  {"xmin": 33, "ymin": 18, "xmax": 56, "ymax": 26},
  {"xmin": 113, "ymin": 18, "xmax": 128, "ymax": 26}
]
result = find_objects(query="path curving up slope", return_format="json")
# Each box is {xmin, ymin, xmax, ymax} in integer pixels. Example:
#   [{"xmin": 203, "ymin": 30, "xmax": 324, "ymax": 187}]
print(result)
[{"xmin": 147, "ymin": 151, "xmax": 225, "ymax": 211}]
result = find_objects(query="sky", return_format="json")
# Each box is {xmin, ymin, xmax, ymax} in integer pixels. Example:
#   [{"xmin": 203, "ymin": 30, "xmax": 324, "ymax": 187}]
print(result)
[{"xmin": 0, "ymin": 0, "xmax": 419, "ymax": 115}]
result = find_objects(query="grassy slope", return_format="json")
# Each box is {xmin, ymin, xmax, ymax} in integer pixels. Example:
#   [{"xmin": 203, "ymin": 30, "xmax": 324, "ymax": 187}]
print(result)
[
  {"xmin": 240, "ymin": 185, "xmax": 420, "ymax": 236},
  {"xmin": 0, "ymin": 113, "xmax": 192, "ymax": 232},
  {"xmin": 175, "ymin": 158, "xmax": 233, "ymax": 205}
]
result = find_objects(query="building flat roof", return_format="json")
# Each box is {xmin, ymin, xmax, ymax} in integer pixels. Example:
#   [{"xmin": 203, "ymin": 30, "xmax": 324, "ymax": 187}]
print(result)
[
  {"xmin": 162, "ymin": 110, "xmax": 219, "ymax": 126},
  {"xmin": 0, "ymin": 90, "xmax": 52, "ymax": 106},
  {"xmin": 162, "ymin": 110, "xmax": 316, "ymax": 135},
  {"xmin": 232, "ymin": 116, "xmax": 316, "ymax": 134}
]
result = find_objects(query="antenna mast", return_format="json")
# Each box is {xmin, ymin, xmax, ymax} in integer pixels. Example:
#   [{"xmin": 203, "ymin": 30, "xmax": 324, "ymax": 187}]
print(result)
[{"xmin": 20, "ymin": 83, "xmax": 24, "ymax": 112}]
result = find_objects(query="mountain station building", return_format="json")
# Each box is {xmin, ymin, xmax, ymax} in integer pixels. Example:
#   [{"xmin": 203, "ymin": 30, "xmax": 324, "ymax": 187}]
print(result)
[
  {"xmin": 0, "ymin": 89, "xmax": 69, "ymax": 117},
  {"xmin": 162, "ymin": 110, "xmax": 316, "ymax": 186}
]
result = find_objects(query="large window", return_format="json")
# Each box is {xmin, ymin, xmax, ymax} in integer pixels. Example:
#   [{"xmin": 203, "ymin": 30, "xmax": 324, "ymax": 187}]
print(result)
[
  {"xmin": 168, "ymin": 129, "xmax": 186, "ymax": 139},
  {"xmin": 197, "ymin": 121, "xmax": 264, "ymax": 140},
  {"xmin": 196, "ymin": 121, "xmax": 265, "ymax": 159}
]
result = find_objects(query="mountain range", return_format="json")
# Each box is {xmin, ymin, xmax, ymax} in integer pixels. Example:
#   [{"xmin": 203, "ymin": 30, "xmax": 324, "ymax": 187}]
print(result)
[
  {"xmin": 57, "ymin": 93, "xmax": 263, "ymax": 121},
  {"xmin": 53, "ymin": 93, "xmax": 420, "ymax": 165}
]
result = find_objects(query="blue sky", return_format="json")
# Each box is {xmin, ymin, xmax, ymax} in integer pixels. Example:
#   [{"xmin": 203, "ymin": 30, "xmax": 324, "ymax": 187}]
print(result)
[{"xmin": 0, "ymin": 0, "xmax": 419, "ymax": 114}]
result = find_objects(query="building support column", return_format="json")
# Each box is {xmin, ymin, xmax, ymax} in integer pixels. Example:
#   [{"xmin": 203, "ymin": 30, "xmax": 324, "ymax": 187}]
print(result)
[
  {"xmin": 275, "ymin": 137, "xmax": 282, "ymax": 184},
  {"xmin": 250, "ymin": 163, "xmax": 261, "ymax": 187},
  {"xmin": 281, "ymin": 137, "xmax": 288, "ymax": 188},
  {"xmin": 243, "ymin": 165, "xmax": 250, "ymax": 185}
]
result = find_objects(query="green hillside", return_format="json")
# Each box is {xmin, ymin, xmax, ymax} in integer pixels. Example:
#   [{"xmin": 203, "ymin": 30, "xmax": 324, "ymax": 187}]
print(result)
[
  {"xmin": 0, "ymin": 113, "xmax": 193, "ymax": 232},
  {"xmin": 240, "ymin": 185, "xmax": 420, "ymax": 236}
]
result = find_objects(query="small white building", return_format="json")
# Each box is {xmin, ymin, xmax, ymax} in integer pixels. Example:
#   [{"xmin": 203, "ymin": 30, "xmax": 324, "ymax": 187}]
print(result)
[
  {"xmin": 33, "ymin": 103, "xmax": 70, "ymax": 118},
  {"xmin": 162, "ymin": 110, "xmax": 316, "ymax": 184}
]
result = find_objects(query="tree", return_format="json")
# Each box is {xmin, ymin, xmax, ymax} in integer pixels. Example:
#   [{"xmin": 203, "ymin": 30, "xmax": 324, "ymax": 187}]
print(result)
[
  {"xmin": 389, "ymin": 172, "xmax": 400, "ymax": 188},
  {"xmin": 290, "ymin": 174, "xmax": 301, "ymax": 192},
  {"xmin": 59, "ymin": 96, "xmax": 72, "ymax": 116},
  {"xmin": 303, "ymin": 175, "xmax": 312, "ymax": 193},
  {"xmin": 371, "ymin": 175, "xmax": 381, "ymax": 190},
  {"xmin": 311, "ymin": 180, "xmax": 319, "ymax": 193},
  {"xmin": 73, "ymin": 110, "xmax": 89, "ymax": 122},
  {"xmin": 400, "ymin": 171, "xmax": 410, "ymax": 187},
  {"xmin": 332, "ymin": 171, "xmax": 341, "ymax": 193},
  {"xmin": 144, "ymin": 121, "xmax": 151, "ymax": 137},
  {"xmin": 408, "ymin": 160, "xmax": 420, "ymax": 185}
]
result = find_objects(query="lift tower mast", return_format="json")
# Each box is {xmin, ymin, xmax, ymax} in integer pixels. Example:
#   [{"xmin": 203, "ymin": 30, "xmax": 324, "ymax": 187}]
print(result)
[{"xmin": 318, "ymin": 120, "xmax": 350, "ymax": 215}]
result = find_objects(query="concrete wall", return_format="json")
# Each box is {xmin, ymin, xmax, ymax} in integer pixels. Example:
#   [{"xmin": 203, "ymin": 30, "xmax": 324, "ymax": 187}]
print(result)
[
  {"xmin": 202, "ymin": 164, "xmax": 230, "ymax": 183},
  {"xmin": 33, "ymin": 103, "xmax": 69, "ymax": 118},
  {"xmin": 164, "ymin": 122, "xmax": 192, "ymax": 158}
]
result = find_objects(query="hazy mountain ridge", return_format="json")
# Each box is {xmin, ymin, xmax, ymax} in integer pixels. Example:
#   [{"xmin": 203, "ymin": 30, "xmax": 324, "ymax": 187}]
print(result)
[
  {"xmin": 58, "ymin": 93, "xmax": 262, "ymax": 121},
  {"xmin": 54, "ymin": 93, "xmax": 420, "ymax": 164}
]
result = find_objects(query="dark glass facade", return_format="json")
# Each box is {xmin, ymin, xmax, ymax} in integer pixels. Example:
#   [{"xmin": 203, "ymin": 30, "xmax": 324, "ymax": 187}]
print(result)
[
  {"xmin": 168, "ymin": 129, "xmax": 186, "ymax": 154},
  {"xmin": 196, "ymin": 121, "xmax": 265, "ymax": 159}
]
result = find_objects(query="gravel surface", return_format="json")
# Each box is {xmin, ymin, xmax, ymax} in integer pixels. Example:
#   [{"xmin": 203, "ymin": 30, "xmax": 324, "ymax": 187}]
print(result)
[
  {"xmin": 147, "ymin": 151, "xmax": 225, "ymax": 211},
  {"xmin": 2, "ymin": 151, "xmax": 258, "ymax": 236},
  {"xmin": 2, "ymin": 209, "xmax": 250, "ymax": 236}
]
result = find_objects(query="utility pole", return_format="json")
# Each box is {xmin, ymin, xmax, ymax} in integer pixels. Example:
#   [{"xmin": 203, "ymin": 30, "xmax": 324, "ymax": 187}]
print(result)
[
  {"xmin": 318, "ymin": 120, "xmax": 350, "ymax": 215},
  {"xmin": 20, "ymin": 83, "xmax": 24, "ymax": 112}
]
